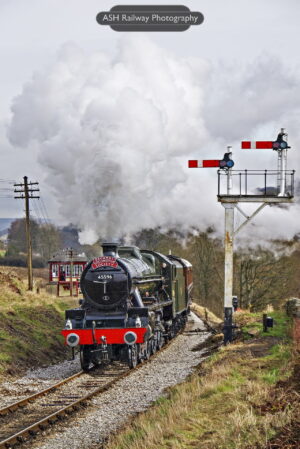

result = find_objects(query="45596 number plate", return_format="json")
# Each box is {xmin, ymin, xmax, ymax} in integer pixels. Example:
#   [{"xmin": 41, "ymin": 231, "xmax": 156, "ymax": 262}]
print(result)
[{"xmin": 97, "ymin": 274, "xmax": 113, "ymax": 280}]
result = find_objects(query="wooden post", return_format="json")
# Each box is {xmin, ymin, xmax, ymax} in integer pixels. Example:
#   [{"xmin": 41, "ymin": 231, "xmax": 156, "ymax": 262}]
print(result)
[
  {"xmin": 70, "ymin": 248, "xmax": 74, "ymax": 297},
  {"xmin": 14, "ymin": 176, "xmax": 39, "ymax": 291},
  {"xmin": 263, "ymin": 313, "xmax": 268, "ymax": 332},
  {"xmin": 24, "ymin": 176, "xmax": 33, "ymax": 291}
]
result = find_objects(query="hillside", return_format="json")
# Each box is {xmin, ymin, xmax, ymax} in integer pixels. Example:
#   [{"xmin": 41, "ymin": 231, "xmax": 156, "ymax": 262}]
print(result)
[
  {"xmin": 0, "ymin": 266, "xmax": 77, "ymax": 377},
  {"xmin": 0, "ymin": 219, "xmax": 15, "ymax": 233}
]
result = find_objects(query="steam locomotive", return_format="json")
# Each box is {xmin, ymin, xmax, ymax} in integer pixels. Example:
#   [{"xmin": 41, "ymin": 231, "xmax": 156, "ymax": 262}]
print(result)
[{"xmin": 61, "ymin": 243, "xmax": 192, "ymax": 370}]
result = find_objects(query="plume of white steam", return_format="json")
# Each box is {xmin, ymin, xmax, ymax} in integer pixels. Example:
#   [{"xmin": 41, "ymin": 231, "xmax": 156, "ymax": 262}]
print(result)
[{"xmin": 8, "ymin": 37, "xmax": 300, "ymax": 244}]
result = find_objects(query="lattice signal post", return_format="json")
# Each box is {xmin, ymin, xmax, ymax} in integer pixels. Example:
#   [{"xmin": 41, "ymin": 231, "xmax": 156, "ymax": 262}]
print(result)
[{"xmin": 188, "ymin": 129, "xmax": 295, "ymax": 344}]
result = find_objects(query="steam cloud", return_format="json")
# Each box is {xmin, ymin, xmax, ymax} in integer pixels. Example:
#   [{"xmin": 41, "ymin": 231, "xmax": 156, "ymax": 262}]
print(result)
[{"xmin": 8, "ymin": 37, "xmax": 300, "ymax": 244}]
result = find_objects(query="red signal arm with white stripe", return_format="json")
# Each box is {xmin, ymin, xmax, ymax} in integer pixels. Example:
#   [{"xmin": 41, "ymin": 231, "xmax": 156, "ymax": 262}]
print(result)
[
  {"xmin": 241, "ymin": 141, "xmax": 273, "ymax": 149},
  {"xmin": 188, "ymin": 160, "xmax": 220, "ymax": 168}
]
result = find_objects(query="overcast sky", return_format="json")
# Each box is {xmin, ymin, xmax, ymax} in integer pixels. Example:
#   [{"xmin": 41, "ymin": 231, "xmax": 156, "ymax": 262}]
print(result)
[
  {"xmin": 1, "ymin": 0, "xmax": 299, "ymax": 118},
  {"xmin": 0, "ymin": 0, "xmax": 299, "ymax": 243}
]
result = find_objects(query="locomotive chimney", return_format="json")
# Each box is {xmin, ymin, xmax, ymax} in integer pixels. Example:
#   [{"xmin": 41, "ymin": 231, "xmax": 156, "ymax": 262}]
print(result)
[{"xmin": 102, "ymin": 242, "xmax": 119, "ymax": 257}]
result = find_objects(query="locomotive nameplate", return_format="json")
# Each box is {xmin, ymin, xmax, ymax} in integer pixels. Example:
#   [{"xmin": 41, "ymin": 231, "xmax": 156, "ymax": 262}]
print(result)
[{"xmin": 91, "ymin": 256, "xmax": 118, "ymax": 269}]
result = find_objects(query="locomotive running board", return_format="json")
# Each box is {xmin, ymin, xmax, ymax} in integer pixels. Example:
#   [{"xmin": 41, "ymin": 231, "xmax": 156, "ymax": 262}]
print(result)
[{"xmin": 146, "ymin": 300, "xmax": 173, "ymax": 311}]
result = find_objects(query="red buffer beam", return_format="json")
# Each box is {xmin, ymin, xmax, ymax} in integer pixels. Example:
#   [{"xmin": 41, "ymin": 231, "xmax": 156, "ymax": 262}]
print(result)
[
  {"xmin": 188, "ymin": 160, "xmax": 220, "ymax": 168},
  {"xmin": 241, "ymin": 141, "xmax": 273, "ymax": 149}
]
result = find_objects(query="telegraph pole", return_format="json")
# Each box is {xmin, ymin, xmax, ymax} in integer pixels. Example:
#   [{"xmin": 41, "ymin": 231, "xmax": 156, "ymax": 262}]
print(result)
[{"xmin": 14, "ymin": 176, "xmax": 40, "ymax": 291}]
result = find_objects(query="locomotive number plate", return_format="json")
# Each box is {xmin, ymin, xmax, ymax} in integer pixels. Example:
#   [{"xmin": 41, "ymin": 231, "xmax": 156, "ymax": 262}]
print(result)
[{"xmin": 97, "ymin": 274, "xmax": 113, "ymax": 280}]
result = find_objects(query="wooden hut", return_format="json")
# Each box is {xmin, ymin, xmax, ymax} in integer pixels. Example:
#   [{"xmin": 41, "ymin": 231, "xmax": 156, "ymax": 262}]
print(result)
[{"xmin": 48, "ymin": 248, "xmax": 87, "ymax": 296}]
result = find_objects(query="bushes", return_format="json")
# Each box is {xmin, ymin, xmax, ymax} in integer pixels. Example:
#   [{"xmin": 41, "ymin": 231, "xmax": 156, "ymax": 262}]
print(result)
[{"xmin": 0, "ymin": 256, "xmax": 46, "ymax": 268}]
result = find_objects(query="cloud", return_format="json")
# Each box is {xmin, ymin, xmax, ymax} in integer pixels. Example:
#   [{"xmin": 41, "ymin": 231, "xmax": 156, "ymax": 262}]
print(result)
[{"xmin": 8, "ymin": 37, "xmax": 300, "ymax": 244}]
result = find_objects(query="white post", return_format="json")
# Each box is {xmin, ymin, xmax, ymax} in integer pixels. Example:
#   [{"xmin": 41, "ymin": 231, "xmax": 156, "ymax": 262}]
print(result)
[
  {"xmin": 279, "ymin": 148, "xmax": 287, "ymax": 196},
  {"xmin": 226, "ymin": 146, "xmax": 233, "ymax": 195},
  {"xmin": 227, "ymin": 169, "xmax": 232, "ymax": 195},
  {"xmin": 224, "ymin": 204, "xmax": 234, "ymax": 307},
  {"xmin": 223, "ymin": 203, "xmax": 234, "ymax": 343},
  {"xmin": 277, "ymin": 150, "xmax": 282, "ymax": 193}
]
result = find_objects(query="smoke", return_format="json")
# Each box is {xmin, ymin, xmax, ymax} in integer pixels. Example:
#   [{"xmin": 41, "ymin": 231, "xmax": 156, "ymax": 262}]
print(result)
[{"xmin": 7, "ymin": 37, "xmax": 300, "ymax": 244}]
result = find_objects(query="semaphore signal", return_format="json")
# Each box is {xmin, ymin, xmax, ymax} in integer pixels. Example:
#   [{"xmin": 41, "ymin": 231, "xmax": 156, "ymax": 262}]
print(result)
[
  {"xmin": 187, "ymin": 129, "xmax": 295, "ymax": 345},
  {"xmin": 242, "ymin": 131, "xmax": 290, "ymax": 150},
  {"xmin": 188, "ymin": 151, "xmax": 234, "ymax": 169}
]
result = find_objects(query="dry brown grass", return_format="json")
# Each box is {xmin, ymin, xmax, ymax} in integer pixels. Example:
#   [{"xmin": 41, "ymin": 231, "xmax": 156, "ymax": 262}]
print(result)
[
  {"xmin": 0, "ymin": 266, "xmax": 78, "ymax": 376},
  {"xmin": 105, "ymin": 316, "xmax": 296, "ymax": 449},
  {"xmin": 191, "ymin": 302, "xmax": 222, "ymax": 326},
  {"xmin": 0, "ymin": 266, "xmax": 77, "ymax": 310}
]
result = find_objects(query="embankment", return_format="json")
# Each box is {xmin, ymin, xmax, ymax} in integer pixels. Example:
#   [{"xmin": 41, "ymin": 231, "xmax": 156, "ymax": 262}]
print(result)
[
  {"xmin": 0, "ymin": 266, "xmax": 75, "ymax": 377},
  {"xmin": 105, "ymin": 307, "xmax": 299, "ymax": 449}
]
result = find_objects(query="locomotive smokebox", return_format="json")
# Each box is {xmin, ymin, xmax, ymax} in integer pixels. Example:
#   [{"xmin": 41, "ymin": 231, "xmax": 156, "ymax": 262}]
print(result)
[
  {"xmin": 80, "ymin": 242, "xmax": 130, "ymax": 310},
  {"xmin": 102, "ymin": 242, "xmax": 120, "ymax": 257}
]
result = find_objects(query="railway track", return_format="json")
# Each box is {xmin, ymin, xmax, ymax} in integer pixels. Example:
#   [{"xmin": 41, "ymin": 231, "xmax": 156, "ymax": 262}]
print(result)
[
  {"xmin": 0, "ymin": 362, "xmax": 130, "ymax": 449},
  {"xmin": 0, "ymin": 328, "xmax": 190, "ymax": 449}
]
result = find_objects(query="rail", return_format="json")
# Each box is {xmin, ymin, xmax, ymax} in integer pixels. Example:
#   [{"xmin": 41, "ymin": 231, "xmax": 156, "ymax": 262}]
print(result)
[
  {"xmin": 0, "ymin": 371, "xmax": 85, "ymax": 417},
  {"xmin": 0, "ymin": 323, "xmax": 189, "ymax": 449}
]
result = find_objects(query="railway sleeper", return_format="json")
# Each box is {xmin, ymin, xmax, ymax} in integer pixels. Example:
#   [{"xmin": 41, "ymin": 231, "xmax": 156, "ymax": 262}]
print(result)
[{"xmin": 47, "ymin": 417, "xmax": 57, "ymax": 425}]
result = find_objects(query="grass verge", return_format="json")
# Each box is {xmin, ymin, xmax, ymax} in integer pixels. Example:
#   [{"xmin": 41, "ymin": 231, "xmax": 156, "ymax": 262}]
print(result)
[
  {"xmin": 0, "ymin": 266, "xmax": 77, "ymax": 376},
  {"xmin": 105, "ymin": 310, "xmax": 298, "ymax": 449}
]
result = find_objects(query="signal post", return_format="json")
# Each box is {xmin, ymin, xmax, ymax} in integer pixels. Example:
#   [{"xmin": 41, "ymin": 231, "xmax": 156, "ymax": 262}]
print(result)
[{"xmin": 189, "ymin": 129, "xmax": 295, "ymax": 344}]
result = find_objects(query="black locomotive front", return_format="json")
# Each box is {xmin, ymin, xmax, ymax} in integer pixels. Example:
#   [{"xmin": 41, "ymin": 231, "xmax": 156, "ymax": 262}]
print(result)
[
  {"xmin": 81, "ymin": 262, "xmax": 130, "ymax": 310},
  {"xmin": 62, "ymin": 242, "xmax": 192, "ymax": 370},
  {"xmin": 80, "ymin": 243, "xmax": 158, "ymax": 310}
]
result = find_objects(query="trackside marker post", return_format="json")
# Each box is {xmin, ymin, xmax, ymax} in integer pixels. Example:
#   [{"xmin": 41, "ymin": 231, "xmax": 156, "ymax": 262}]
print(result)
[{"xmin": 188, "ymin": 130, "xmax": 295, "ymax": 345}]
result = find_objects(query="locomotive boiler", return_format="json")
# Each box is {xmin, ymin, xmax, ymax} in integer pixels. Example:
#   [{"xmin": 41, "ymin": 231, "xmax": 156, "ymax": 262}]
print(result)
[{"xmin": 61, "ymin": 243, "xmax": 192, "ymax": 370}]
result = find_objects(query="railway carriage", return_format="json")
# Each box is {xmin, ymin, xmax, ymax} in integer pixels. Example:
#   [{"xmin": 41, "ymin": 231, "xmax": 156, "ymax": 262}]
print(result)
[{"xmin": 61, "ymin": 243, "xmax": 192, "ymax": 370}]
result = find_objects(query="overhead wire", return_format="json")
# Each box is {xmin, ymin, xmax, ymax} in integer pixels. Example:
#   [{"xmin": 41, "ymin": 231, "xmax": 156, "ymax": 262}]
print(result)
[
  {"xmin": 32, "ymin": 196, "xmax": 55, "ymax": 260},
  {"xmin": 0, "ymin": 179, "xmax": 16, "ymax": 183},
  {"xmin": 31, "ymin": 200, "xmax": 43, "ymax": 225},
  {"xmin": 34, "ymin": 198, "xmax": 47, "ymax": 224},
  {"xmin": 40, "ymin": 197, "xmax": 51, "ymax": 224}
]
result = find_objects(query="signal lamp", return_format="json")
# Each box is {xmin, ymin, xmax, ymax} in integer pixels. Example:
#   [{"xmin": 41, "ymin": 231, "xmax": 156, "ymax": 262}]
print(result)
[
  {"xmin": 272, "ymin": 140, "xmax": 288, "ymax": 150},
  {"xmin": 219, "ymin": 158, "xmax": 234, "ymax": 169}
]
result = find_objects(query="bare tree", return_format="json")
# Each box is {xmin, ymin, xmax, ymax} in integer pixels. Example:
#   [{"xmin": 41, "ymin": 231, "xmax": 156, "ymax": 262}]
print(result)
[{"xmin": 237, "ymin": 249, "xmax": 292, "ymax": 311}]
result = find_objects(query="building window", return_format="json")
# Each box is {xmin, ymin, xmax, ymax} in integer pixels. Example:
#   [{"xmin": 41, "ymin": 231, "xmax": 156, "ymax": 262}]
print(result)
[
  {"xmin": 73, "ymin": 264, "xmax": 84, "ymax": 276},
  {"xmin": 52, "ymin": 264, "xmax": 59, "ymax": 277}
]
